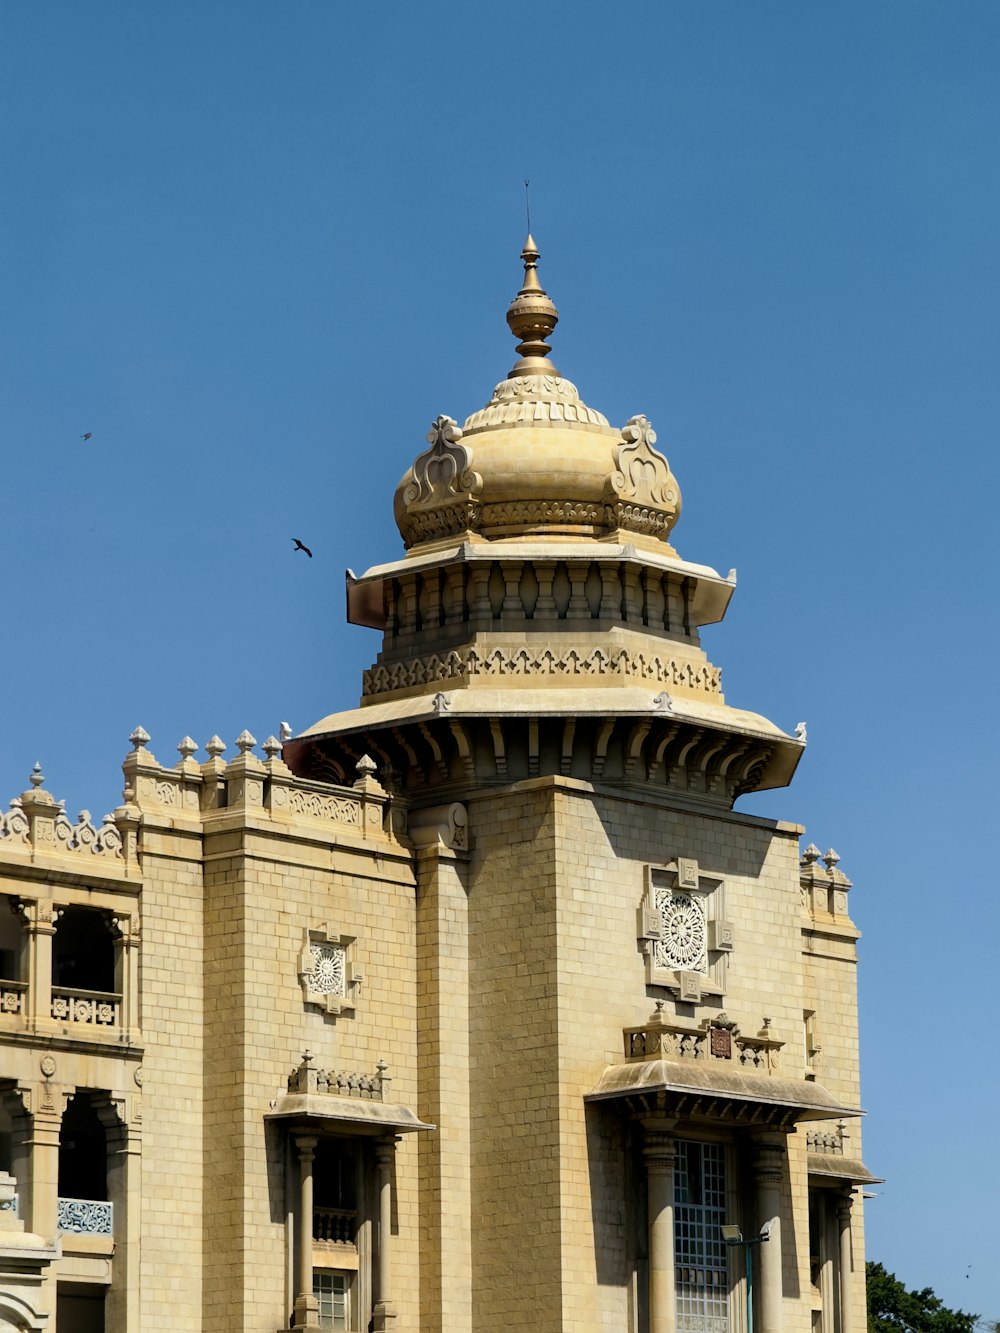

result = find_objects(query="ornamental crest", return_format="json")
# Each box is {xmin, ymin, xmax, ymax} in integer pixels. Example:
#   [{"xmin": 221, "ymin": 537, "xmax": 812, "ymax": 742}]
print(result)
[
  {"xmin": 402, "ymin": 415, "xmax": 482, "ymax": 511},
  {"xmin": 608, "ymin": 415, "xmax": 681, "ymax": 516}
]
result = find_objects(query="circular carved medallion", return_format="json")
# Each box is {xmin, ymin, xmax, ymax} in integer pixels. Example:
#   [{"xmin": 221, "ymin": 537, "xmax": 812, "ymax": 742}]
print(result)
[{"xmin": 656, "ymin": 892, "xmax": 706, "ymax": 972}]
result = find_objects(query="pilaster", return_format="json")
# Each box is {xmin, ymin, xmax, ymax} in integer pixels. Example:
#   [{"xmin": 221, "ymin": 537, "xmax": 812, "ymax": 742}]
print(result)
[{"xmin": 413, "ymin": 809, "xmax": 471, "ymax": 1333}]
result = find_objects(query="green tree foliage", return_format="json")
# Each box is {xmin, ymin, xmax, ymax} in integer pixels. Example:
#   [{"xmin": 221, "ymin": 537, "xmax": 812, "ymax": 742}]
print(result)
[{"xmin": 867, "ymin": 1262, "xmax": 977, "ymax": 1333}]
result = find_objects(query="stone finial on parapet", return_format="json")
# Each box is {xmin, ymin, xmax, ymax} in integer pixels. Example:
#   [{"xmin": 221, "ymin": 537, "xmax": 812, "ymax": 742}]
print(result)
[
  {"xmin": 288, "ymin": 1050, "xmax": 319, "ymax": 1095},
  {"xmin": 800, "ymin": 840, "xmax": 853, "ymax": 919},
  {"xmin": 225, "ymin": 730, "xmax": 265, "ymax": 812},
  {"xmin": 128, "ymin": 725, "xmax": 156, "ymax": 760},
  {"xmin": 20, "ymin": 763, "xmax": 59, "ymax": 851},
  {"xmin": 122, "ymin": 725, "xmax": 161, "ymax": 803},
  {"xmin": 353, "ymin": 754, "xmax": 385, "ymax": 795},
  {"xmin": 199, "ymin": 736, "xmax": 227, "ymax": 811}
]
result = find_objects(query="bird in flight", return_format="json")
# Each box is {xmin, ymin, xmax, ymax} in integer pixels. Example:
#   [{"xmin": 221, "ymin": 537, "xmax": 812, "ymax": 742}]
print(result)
[
  {"xmin": 81, "ymin": 432, "xmax": 93, "ymax": 441},
  {"xmin": 292, "ymin": 538, "xmax": 313, "ymax": 558}
]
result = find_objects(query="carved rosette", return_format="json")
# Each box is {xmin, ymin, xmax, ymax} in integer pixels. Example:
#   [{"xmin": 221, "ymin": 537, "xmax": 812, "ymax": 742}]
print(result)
[{"xmin": 606, "ymin": 416, "xmax": 681, "ymax": 539}]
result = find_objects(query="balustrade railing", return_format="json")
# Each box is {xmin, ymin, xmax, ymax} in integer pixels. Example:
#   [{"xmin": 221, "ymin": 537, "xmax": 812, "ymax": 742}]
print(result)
[
  {"xmin": 624, "ymin": 1010, "xmax": 783, "ymax": 1074},
  {"xmin": 51, "ymin": 987, "xmax": 120, "ymax": 1027},
  {"xmin": 313, "ymin": 1207, "xmax": 357, "ymax": 1245},
  {"xmin": 0, "ymin": 979, "xmax": 26, "ymax": 1015},
  {"xmin": 57, "ymin": 1197, "xmax": 113, "ymax": 1235},
  {"xmin": 806, "ymin": 1127, "xmax": 845, "ymax": 1155}
]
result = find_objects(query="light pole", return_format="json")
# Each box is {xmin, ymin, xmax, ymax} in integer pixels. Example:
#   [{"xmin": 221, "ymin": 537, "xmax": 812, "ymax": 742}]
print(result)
[{"xmin": 721, "ymin": 1221, "xmax": 773, "ymax": 1333}]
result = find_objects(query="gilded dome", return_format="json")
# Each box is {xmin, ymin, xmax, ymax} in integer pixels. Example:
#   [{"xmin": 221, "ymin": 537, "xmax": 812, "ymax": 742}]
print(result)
[{"xmin": 394, "ymin": 238, "xmax": 682, "ymax": 550}]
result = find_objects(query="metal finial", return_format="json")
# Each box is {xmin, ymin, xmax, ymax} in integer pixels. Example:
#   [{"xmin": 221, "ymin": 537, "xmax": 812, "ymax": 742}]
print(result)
[
  {"xmin": 29, "ymin": 762, "xmax": 44, "ymax": 788},
  {"xmin": 523, "ymin": 178, "xmax": 531, "ymax": 234},
  {"xmin": 506, "ymin": 234, "xmax": 559, "ymax": 377}
]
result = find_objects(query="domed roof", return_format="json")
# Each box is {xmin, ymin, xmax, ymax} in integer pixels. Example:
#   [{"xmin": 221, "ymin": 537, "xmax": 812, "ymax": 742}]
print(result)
[{"xmin": 394, "ymin": 238, "xmax": 682, "ymax": 550}]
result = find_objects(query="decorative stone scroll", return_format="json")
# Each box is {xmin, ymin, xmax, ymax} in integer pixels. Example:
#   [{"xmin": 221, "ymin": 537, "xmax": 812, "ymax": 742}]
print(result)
[
  {"xmin": 298, "ymin": 927, "xmax": 360, "ymax": 1017},
  {"xmin": 397, "ymin": 416, "xmax": 483, "ymax": 546},
  {"xmin": 0, "ymin": 799, "xmax": 29, "ymax": 846},
  {"xmin": 57, "ymin": 1197, "xmax": 113, "ymax": 1235},
  {"xmin": 54, "ymin": 808, "xmax": 123, "ymax": 859},
  {"xmin": 363, "ymin": 645, "xmax": 722, "ymax": 698},
  {"xmin": 0, "ymin": 784, "xmax": 123, "ymax": 861},
  {"xmin": 607, "ymin": 416, "xmax": 681, "ymax": 539}
]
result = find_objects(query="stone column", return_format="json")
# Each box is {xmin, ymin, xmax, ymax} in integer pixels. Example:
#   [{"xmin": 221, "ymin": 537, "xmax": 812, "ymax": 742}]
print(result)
[
  {"xmin": 754, "ymin": 1139, "xmax": 785, "ymax": 1333},
  {"xmin": 292, "ymin": 1134, "xmax": 319, "ymax": 1329},
  {"xmin": 103, "ymin": 1099, "xmax": 141, "ymax": 1333},
  {"xmin": 837, "ymin": 1191, "xmax": 854, "ymax": 1333},
  {"xmin": 599, "ymin": 564, "xmax": 622, "ymax": 620},
  {"xmin": 534, "ymin": 560, "xmax": 557, "ymax": 618},
  {"xmin": 373, "ymin": 1137, "xmax": 398, "ymax": 1333},
  {"xmin": 21, "ymin": 900, "xmax": 57, "ymax": 1031},
  {"xmin": 113, "ymin": 914, "xmax": 141, "ymax": 1041},
  {"xmin": 26, "ymin": 1095, "xmax": 64, "ymax": 1241},
  {"xmin": 642, "ymin": 1120, "xmax": 678, "ymax": 1333},
  {"xmin": 468, "ymin": 563, "xmax": 493, "ymax": 631}
]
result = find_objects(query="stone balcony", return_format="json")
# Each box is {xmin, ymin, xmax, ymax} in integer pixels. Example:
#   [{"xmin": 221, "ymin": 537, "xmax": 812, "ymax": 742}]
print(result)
[
  {"xmin": 0, "ymin": 979, "xmax": 126, "ymax": 1039},
  {"xmin": 623, "ymin": 1003, "xmax": 784, "ymax": 1075}
]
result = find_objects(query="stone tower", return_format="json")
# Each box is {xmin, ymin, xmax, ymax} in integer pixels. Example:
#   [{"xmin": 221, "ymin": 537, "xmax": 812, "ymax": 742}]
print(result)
[
  {"xmin": 0, "ymin": 238, "xmax": 873, "ymax": 1333},
  {"xmin": 283, "ymin": 238, "xmax": 874, "ymax": 1333}
]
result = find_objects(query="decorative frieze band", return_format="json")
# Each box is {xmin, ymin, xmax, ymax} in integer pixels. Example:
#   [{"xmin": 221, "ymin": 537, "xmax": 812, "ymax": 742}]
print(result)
[
  {"xmin": 399, "ymin": 498, "xmax": 681, "ymax": 545},
  {"xmin": 284, "ymin": 789, "xmax": 362, "ymax": 827},
  {"xmin": 363, "ymin": 645, "xmax": 722, "ymax": 698}
]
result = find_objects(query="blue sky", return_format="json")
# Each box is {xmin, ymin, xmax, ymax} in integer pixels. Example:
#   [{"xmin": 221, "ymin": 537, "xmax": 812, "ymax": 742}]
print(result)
[{"xmin": 2, "ymin": 2, "xmax": 998, "ymax": 1314}]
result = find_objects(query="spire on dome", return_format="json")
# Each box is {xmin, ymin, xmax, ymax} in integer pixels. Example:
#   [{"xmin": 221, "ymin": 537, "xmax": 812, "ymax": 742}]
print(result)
[{"xmin": 506, "ymin": 235, "xmax": 560, "ymax": 378}]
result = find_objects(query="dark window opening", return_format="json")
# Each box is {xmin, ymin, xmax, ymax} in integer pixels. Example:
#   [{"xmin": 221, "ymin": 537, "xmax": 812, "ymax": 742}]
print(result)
[
  {"xmin": 313, "ymin": 1140, "xmax": 359, "ymax": 1245},
  {"xmin": 58, "ymin": 1092, "xmax": 108, "ymax": 1202},
  {"xmin": 53, "ymin": 907, "xmax": 115, "ymax": 994}
]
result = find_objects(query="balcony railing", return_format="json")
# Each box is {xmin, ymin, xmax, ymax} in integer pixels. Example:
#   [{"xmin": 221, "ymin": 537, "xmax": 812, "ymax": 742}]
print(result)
[
  {"xmin": 313, "ymin": 1207, "xmax": 357, "ymax": 1245},
  {"xmin": 0, "ymin": 979, "xmax": 26, "ymax": 1015},
  {"xmin": 51, "ymin": 987, "xmax": 120, "ymax": 1027},
  {"xmin": 624, "ymin": 1007, "xmax": 784, "ymax": 1074},
  {"xmin": 57, "ymin": 1197, "xmax": 113, "ymax": 1235}
]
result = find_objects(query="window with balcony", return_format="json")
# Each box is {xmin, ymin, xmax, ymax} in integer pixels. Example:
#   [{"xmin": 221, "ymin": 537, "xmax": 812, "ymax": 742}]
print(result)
[
  {"xmin": 310, "ymin": 1139, "xmax": 362, "ymax": 1332},
  {"xmin": 314, "ymin": 1140, "xmax": 359, "ymax": 1246},
  {"xmin": 52, "ymin": 907, "xmax": 120, "ymax": 1029},
  {"xmin": 58, "ymin": 1092, "xmax": 113, "ymax": 1236},
  {"xmin": 0, "ymin": 900, "xmax": 26, "ymax": 1018}
]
